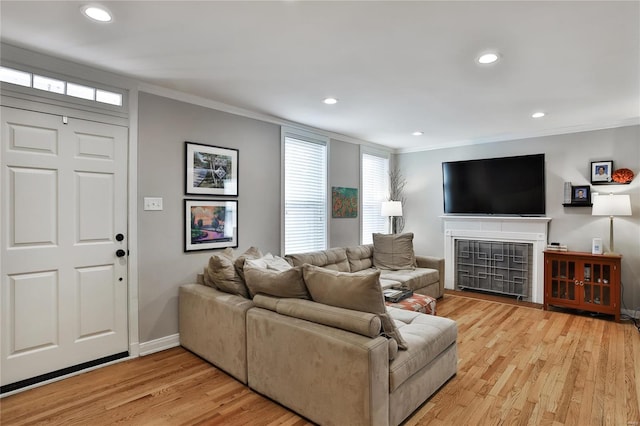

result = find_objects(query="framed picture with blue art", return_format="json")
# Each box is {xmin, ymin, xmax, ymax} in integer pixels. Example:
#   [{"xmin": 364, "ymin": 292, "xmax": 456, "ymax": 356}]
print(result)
[
  {"xmin": 185, "ymin": 200, "xmax": 238, "ymax": 251},
  {"xmin": 332, "ymin": 187, "xmax": 358, "ymax": 218},
  {"xmin": 186, "ymin": 142, "xmax": 238, "ymax": 196},
  {"xmin": 590, "ymin": 160, "xmax": 613, "ymax": 184},
  {"xmin": 571, "ymin": 185, "xmax": 591, "ymax": 204}
]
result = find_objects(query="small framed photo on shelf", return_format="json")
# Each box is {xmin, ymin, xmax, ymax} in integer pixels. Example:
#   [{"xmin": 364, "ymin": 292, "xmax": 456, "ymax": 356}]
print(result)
[
  {"xmin": 590, "ymin": 160, "xmax": 613, "ymax": 184},
  {"xmin": 185, "ymin": 199, "xmax": 238, "ymax": 252},
  {"xmin": 571, "ymin": 185, "xmax": 591, "ymax": 204},
  {"xmin": 186, "ymin": 142, "xmax": 238, "ymax": 196}
]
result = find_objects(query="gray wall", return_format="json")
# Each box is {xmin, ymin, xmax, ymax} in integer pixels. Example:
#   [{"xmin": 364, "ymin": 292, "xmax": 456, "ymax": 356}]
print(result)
[
  {"xmin": 396, "ymin": 125, "xmax": 640, "ymax": 311},
  {"xmin": 138, "ymin": 92, "xmax": 282, "ymax": 342},
  {"xmin": 138, "ymin": 93, "xmax": 367, "ymax": 342},
  {"xmin": 329, "ymin": 139, "xmax": 361, "ymax": 248}
]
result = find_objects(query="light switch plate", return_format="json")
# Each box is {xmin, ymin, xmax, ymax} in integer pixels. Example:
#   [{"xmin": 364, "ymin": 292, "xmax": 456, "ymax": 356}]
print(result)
[{"xmin": 144, "ymin": 197, "xmax": 163, "ymax": 211}]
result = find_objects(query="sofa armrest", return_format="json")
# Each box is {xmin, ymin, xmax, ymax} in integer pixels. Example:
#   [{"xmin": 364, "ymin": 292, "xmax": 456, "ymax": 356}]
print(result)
[
  {"xmin": 179, "ymin": 284, "xmax": 253, "ymax": 383},
  {"xmin": 415, "ymin": 255, "xmax": 445, "ymax": 298}
]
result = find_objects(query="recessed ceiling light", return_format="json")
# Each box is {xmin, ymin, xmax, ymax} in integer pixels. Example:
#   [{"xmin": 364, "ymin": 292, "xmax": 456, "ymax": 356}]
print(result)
[
  {"xmin": 323, "ymin": 98, "xmax": 338, "ymax": 105},
  {"xmin": 477, "ymin": 52, "xmax": 499, "ymax": 64},
  {"xmin": 531, "ymin": 112, "xmax": 545, "ymax": 118},
  {"xmin": 82, "ymin": 5, "xmax": 113, "ymax": 22},
  {"xmin": 412, "ymin": 131, "xmax": 424, "ymax": 136}
]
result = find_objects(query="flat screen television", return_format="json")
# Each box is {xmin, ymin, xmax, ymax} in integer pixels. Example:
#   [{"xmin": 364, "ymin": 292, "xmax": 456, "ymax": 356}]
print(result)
[{"xmin": 442, "ymin": 154, "xmax": 546, "ymax": 216}]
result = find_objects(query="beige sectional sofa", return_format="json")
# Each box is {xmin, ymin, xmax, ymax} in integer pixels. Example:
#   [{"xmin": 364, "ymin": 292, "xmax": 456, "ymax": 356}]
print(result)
[
  {"xmin": 179, "ymin": 238, "xmax": 456, "ymax": 426},
  {"xmin": 286, "ymin": 244, "xmax": 445, "ymax": 299}
]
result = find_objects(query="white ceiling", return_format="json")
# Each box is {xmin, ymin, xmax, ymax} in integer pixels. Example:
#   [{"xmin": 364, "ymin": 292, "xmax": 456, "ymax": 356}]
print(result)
[{"xmin": 1, "ymin": 1, "xmax": 639, "ymax": 151}]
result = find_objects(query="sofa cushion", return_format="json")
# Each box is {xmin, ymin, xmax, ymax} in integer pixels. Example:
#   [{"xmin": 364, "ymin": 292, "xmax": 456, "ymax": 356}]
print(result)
[
  {"xmin": 346, "ymin": 244, "xmax": 374, "ymax": 272},
  {"xmin": 233, "ymin": 246, "xmax": 263, "ymax": 280},
  {"xmin": 380, "ymin": 277, "xmax": 403, "ymax": 290},
  {"xmin": 302, "ymin": 264, "xmax": 408, "ymax": 349},
  {"xmin": 380, "ymin": 268, "xmax": 439, "ymax": 292},
  {"xmin": 387, "ymin": 307, "xmax": 458, "ymax": 391},
  {"xmin": 207, "ymin": 248, "xmax": 249, "ymax": 298},
  {"xmin": 286, "ymin": 247, "xmax": 350, "ymax": 272},
  {"xmin": 244, "ymin": 265, "xmax": 310, "ymax": 299},
  {"xmin": 356, "ymin": 267, "xmax": 402, "ymax": 290},
  {"xmin": 372, "ymin": 233, "xmax": 416, "ymax": 270}
]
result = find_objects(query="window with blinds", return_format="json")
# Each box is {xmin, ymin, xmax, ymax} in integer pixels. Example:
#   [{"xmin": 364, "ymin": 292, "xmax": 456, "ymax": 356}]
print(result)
[
  {"xmin": 283, "ymin": 134, "xmax": 328, "ymax": 254},
  {"xmin": 361, "ymin": 152, "xmax": 390, "ymax": 244}
]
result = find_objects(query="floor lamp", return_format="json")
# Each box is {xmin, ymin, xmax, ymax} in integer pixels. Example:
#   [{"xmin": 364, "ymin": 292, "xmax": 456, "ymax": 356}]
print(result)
[
  {"xmin": 381, "ymin": 201, "xmax": 403, "ymax": 234},
  {"xmin": 592, "ymin": 193, "xmax": 632, "ymax": 255}
]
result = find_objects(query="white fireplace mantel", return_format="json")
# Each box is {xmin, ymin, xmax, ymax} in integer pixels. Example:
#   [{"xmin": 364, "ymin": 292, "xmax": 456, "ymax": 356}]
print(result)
[{"xmin": 441, "ymin": 216, "xmax": 551, "ymax": 304}]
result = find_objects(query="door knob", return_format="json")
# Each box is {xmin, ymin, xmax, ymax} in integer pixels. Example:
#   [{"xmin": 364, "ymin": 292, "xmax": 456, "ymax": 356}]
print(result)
[
  {"xmin": 115, "ymin": 233, "xmax": 125, "ymax": 242},
  {"xmin": 116, "ymin": 249, "xmax": 126, "ymax": 258}
]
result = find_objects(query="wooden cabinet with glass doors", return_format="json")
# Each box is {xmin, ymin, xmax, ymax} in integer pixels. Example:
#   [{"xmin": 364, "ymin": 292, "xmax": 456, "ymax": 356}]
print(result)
[{"xmin": 544, "ymin": 251, "xmax": 621, "ymax": 322}]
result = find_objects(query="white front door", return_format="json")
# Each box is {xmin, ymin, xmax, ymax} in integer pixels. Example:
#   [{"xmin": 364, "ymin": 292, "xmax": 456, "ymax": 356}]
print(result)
[{"xmin": 1, "ymin": 106, "xmax": 129, "ymax": 389}]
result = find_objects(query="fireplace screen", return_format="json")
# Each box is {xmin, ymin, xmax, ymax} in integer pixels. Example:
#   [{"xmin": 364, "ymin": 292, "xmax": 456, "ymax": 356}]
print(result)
[{"xmin": 455, "ymin": 240, "xmax": 531, "ymax": 299}]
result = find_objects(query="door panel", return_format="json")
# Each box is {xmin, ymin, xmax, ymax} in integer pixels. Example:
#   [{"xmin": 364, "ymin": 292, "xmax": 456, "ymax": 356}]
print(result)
[
  {"xmin": 76, "ymin": 264, "xmax": 117, "ymax": 338},
  {"xmin": 9, "ymin": 167, "xmax": 58, "ymax": 246},
  {"xmin": 1, "ymin": 106, "xmax": 128, "ymax": 388},
  {"xmin": 7, "ymin": 122, "xmax": 58, "ymax": 154},
  {"xmin": 77, "ymin": 172, "xmax": 114, "ymax": 242},
  {"xmin": 9, "ymin": 271, "xmax": 58, "ymax": 354}
]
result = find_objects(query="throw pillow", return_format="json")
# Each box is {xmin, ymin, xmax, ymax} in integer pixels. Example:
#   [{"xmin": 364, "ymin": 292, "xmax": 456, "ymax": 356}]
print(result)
[
  {"xmin": 244, "ymin": 265, "xmax": 310, "ymax": 299},
  {"xmin": 233, "ymin": 246, "xmax": 263, "ymax": 281},
  {"xmin": 244, "ymin": 254, "xmax": 271, "ymax": 269},
  {"xmin": 372, "ymin": 232, "xmax": 416, "ymax": 270},
  {"xmin": 207, "ymin": 248, "xmax": 249, "ymax": 298},
  {"xmin": 302, "ymin": 264, "xmax": 408, "ymax": 349},
  {"xmin": 245, "ymin": 253, "xmax": 293, "ymax": 272},
  {"xmin": 265, "ymin": 255, "xmax": 293, "ymax": 271},
  {"xmin": 202, "ymin": 266, "xmax": 216, "ymax": 288}
]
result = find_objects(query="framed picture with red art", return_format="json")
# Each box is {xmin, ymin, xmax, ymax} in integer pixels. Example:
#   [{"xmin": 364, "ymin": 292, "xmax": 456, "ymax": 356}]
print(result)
[{"xmin": 185, "ymin": 200, "xmax": 238, "ymax": 251}]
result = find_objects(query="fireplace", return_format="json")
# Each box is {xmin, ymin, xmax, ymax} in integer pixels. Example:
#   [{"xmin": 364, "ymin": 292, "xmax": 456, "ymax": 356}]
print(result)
[
  {"xmin": 442, "ymin": 216, "xmax": 551, "ymax": 304},
  {"xmin": 455, "ymin": 239, "xmax": 532, "ymax": 299}
]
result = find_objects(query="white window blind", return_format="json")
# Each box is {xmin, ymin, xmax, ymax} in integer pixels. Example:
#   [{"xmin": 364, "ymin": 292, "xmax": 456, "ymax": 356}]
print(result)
[
  {"xmin": 362, "ymin": 152, "xmax": 389, "ymax": 244},
  {"xmin": 284, "ymin": 136, "xmax": 327, "ymax": 254}
]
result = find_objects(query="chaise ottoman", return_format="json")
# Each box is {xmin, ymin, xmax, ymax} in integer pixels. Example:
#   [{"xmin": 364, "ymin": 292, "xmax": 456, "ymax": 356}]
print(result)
[{"xmin": 385, "ymin": 293, "xmax": 437, "ymax": 315}]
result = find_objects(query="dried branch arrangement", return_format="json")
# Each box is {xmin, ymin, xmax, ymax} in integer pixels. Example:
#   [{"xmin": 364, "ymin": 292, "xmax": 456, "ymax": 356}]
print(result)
[{"xmin": 389, "ymin": 169, "xmax": 407, "ymax": 233}]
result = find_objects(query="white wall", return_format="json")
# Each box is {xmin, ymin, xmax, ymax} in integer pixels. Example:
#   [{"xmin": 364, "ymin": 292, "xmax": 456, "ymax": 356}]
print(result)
[{"xmin": 396, "ymin": 125, "xmax": 640, "ymax": 311}]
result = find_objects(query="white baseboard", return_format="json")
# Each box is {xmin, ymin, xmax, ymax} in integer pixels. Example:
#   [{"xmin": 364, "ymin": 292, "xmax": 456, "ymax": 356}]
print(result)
[
  {"xmin": 622, "ymin": 308, "xmax": 640, "ymax": 320},
  {"xmin": 139, "ymin": 333, "xmax": 180, "ymax": 356}
]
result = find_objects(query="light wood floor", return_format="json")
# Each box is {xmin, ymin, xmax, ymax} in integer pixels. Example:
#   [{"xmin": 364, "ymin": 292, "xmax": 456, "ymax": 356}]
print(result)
[{"xmin": 2, "ymin": 293, "xmax": 639, "ymax": 425}]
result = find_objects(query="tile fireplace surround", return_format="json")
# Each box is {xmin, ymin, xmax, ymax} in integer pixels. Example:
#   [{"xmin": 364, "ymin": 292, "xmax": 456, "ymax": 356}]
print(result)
[{"xmin": 442, "ymin": 216, "xmax": 551, "ymax": 304}]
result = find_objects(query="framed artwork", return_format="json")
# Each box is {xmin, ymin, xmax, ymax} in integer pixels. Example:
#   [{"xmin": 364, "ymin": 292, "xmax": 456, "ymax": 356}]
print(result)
[
  {"xmin": 186, "ymin": 142, "xmax": 238, "ymax": 196},
  {"xmin": 571, "ymin": 185, "xmax": 591, "ymax": 204},
  {"xmin": 590, "ymin": 160, "xmax": 613, "ymax": 184},
  {"xmin": 332, "ymin": 187, "xmax": 358, "ymax": 218},
  {"xmin": 185, "ymin": 199, "xmax": 238, "ymax": 251}
]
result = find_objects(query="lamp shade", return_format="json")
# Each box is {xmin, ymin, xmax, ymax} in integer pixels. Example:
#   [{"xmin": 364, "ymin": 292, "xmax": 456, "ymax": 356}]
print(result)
[
  {"xmin": 381, "ymin": 201, "xmax": 403, "ymax": 217},
  {"xmin": 592, "ymin": 193, "xmax": 632, "ymax": 216}
]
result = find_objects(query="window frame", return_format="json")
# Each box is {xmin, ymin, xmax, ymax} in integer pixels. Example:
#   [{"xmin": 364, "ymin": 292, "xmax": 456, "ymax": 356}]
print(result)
[
  {"xmin": 360, "ymin": 146, "xmax": 391, "ymax": 244},
  {"xmin": 0, "ymin": 63, "xmax": 128, "ymax": 115},
  {"xmin": 281, "ymin": 126, "xmax": 330, "ymax": 255}
]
